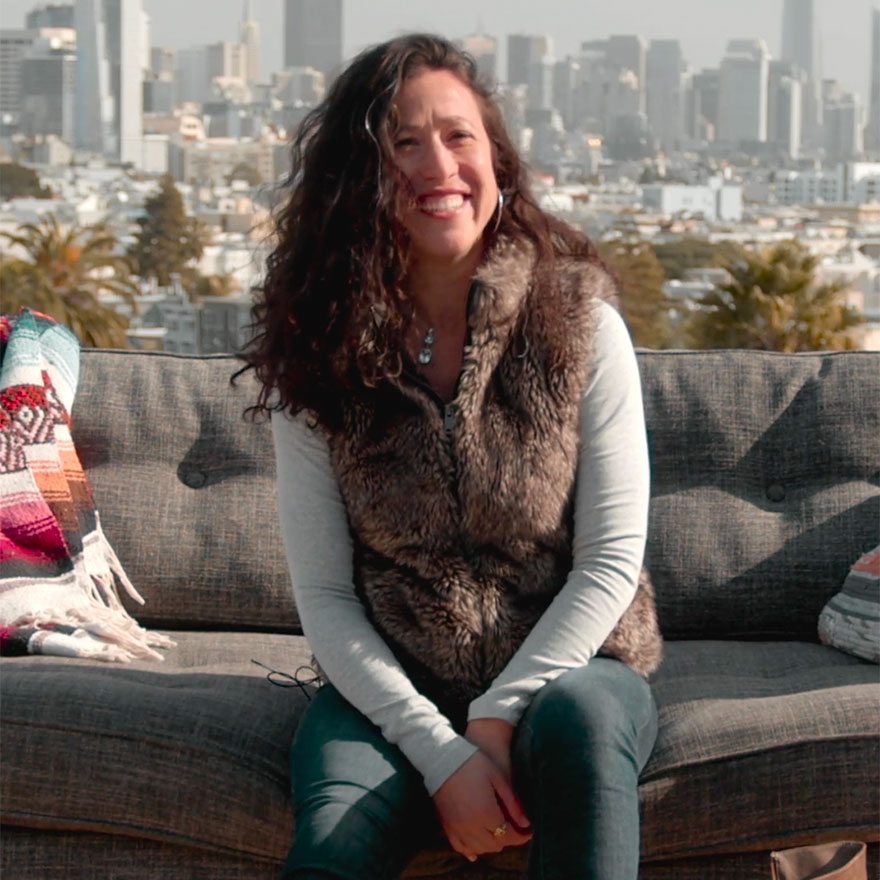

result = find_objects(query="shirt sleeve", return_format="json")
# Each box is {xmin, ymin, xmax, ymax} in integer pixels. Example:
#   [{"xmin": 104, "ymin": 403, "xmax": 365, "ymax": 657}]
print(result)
[
  {"xmin": 467, "ymin": 300, "xmax": 651, "ymax": 725},
  {"xmin": 271, "ymin": 410, "xmax": 478, "ymax": 795}
]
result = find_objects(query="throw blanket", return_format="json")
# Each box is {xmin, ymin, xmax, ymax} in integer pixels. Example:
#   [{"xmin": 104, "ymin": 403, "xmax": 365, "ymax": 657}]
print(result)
[{"xmin": 0, "ymin": 309, "xmax": 172, "ymax": 662}]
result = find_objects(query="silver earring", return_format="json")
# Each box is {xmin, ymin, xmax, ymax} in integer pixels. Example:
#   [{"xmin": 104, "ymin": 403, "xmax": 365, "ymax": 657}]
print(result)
[{"xmin": 491, "ymin": 191, "xmax": 504, "ymax": 235}]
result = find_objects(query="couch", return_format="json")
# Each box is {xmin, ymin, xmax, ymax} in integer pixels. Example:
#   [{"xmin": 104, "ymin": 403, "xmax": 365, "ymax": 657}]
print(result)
[{"xmin": 1, "ymin": 346, "xmax": 878, "ymax": 880}]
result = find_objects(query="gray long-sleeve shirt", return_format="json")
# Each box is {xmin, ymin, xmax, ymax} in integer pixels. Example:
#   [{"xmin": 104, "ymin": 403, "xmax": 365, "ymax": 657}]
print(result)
[{"xmin": 271, "ymin": 301, "xmax": 650, "ymax": 795}]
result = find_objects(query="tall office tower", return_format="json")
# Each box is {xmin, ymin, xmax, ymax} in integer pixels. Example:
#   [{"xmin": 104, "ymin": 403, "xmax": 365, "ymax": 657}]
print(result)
[
  {"xmin": 528, "ymin": 55, "xmax": 554, "ymax": 111},
  {"xmin": 207, "ymin": 41, "xmax": 247, "ymax": 85},
  {"xmin": 552, "ymin": 56, "xmax": 580, "ymax": 130},
  {"xmin": 284, "ymin": 0, "xmax": 342, "ymax": 80},
  {"xmin": 457, "ymin": 33, "xmax": 497, "ymax": 86},
  {"xmin": 1, "ymin": 30, "xmax": 38, "ymax": 123},
  {"xmin": 646, "ymin": 40, "xmax": 684, "ymax": 153},
  {"xmin": 144, "ymin": 47, "xmax": 175, "ymax": 114},
  {"xmin": 605, "ymin": 35, "xmax": 647, "ymax": 113},
  {"xmin": 26, "ymin": 5, "xmax": 75, "ymax": 28},
  {"xmin": 240, "ymin": 0, "xmax": 260, "ymax": 86},
  {"xmin": 781, "ymin": 0, "xmax": 818, "ymax": 76},
  {"xmin": 781, "ymin": 0, "xmax": 822, "ymax": 148},
  {"xmin": 74, "ymin": 0, "xmax": 144, "ymax": 164},
  {"xmin": 717, "ymin": 39, "xmax": 769, "ymax": 145},
  {"xmin": 768, "ymin": 60, "xmax": 803, "ymax": 159},
  {"xmin": 21, "ymin": 33, "xmax": 77, "ymax": 141},
  {"xmin": 824, "ymin": 85, "xmax": 865, "ymax": 162},
  {"xmin": 507, "ymin": 34, "xmax": 550, "ymax": 86},
  {"xmin": 868, "ymin": 7, "xmax": 880, "ymax": 153},
  {"xmin": 691, "ymin": 68, "xmax": 720, "ymax": 139}
]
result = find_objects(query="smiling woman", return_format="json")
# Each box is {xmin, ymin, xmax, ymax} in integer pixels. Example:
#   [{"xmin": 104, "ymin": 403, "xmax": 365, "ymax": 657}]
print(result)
[{"xmin": 240, "ymin": 32, "xmax": 662, "ymax": 880}]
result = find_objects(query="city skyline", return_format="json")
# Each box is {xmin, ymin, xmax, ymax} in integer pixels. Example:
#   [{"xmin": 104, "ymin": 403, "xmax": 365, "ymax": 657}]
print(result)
[{"xmin": 3, "ymin": 0, "xmax": 878, "ymax": 100}]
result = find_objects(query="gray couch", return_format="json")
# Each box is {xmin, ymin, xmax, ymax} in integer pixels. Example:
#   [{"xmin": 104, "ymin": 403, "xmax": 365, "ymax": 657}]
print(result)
[{"xmin": 1, "ymin": 347, "xmax": 878, "ymax": 880}]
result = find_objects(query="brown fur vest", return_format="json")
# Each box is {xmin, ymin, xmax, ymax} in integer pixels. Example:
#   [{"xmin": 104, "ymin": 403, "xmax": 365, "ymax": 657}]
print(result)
[{"xmin": 325, "ymin": 240, "xmax": 662, "ymax": 711}]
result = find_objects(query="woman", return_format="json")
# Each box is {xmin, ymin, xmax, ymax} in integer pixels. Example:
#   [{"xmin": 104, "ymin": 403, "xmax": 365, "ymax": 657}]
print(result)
[{"xmin": 245, "ymin": 33, "xmax": 662, "ymax": 880}]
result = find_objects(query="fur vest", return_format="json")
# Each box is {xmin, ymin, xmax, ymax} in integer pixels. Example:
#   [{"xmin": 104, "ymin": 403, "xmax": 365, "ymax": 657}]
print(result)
[{"xmin": 325, "ymin": 240, "xmax": 662, "ymax": 711}]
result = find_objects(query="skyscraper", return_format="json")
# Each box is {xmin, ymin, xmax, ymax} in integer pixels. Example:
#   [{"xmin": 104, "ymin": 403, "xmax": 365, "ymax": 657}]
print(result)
[
  {"xmin": 284, "ymin": 0, "xmax": 342, "ymax": 80},
  {"xmin": 240, "ymin": 0, "xmax": 260, "ymax": 86},
  {"xmin": 646, "ymin": 40, "xmax": 684, "ymax": 152},
  {"xmin": 507, "ymin": 34, "xmax": 550, "ymax": 87},
  {"xmin": 781, "ymin": 0, "xmax": 822, "ymax": 148},
  {"xmin": 868, "ymin": 7, "xmax": 880, "ymax": 153},
  {"xmin": 457, "ymin": 33, "xmax": 496, "ymax": 86},
  {"xmin": 74, "ymin": 0, "xmax": 143, "ymax": 164},
  {"xmin": 781, "ymin": 0, "xmax": 818, "ymax": 77},
  {"xmin": 717, "ymin": 39, "xmax": 769, "ymax": 145}
]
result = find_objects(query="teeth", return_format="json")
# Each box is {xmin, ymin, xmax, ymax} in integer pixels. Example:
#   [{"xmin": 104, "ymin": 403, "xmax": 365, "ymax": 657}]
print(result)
[{"xmin": 420, "ymin": 194, "xmax": 465, "ymax": 213}]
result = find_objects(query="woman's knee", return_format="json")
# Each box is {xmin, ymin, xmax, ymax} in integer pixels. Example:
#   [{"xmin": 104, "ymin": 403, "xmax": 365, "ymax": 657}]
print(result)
[{"xmin": 516, "ymin": 660, "xmax": 657, "ymax": 758}]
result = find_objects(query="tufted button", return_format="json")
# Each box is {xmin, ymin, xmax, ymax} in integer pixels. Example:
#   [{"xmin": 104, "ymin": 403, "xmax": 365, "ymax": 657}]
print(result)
[
  {"xmin": 766, "ymin": 482, "xmax": 786, "ymax": 502},
  {"xmin": 182, "ymin": 469, "xmax": 207, "ymax": 489}
]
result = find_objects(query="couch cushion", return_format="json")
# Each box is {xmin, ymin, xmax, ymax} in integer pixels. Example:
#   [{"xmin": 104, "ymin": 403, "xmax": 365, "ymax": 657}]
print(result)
[
  {"xmin": 639, "ymin": 640, "xmax": 880, "ymax": 861},
  {"xmin": 73, "ymin": 351, "xmax": 298, "ymax": 631},
  {"xmin": 639, "ymin": 350, "xmax": 880, "ymax": 641},
  {"xmin": 0, "ymin": 632, "xmax": 310, "ymax": 861},
  {"xmin": 3, "ymin": 638, "xmax": 877, "ymax": 870}
]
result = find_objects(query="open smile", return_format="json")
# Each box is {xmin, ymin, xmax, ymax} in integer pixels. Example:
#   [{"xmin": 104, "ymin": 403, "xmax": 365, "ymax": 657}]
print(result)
[{"xmin": 417, "ymin": 193, "xmax": 469, "ymax": 216}]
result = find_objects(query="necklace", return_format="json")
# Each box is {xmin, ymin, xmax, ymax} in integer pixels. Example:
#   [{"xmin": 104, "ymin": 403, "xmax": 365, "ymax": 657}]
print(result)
[{"xmin": 418, "ymin": 325, "xmax": 436, "ymax": 365}]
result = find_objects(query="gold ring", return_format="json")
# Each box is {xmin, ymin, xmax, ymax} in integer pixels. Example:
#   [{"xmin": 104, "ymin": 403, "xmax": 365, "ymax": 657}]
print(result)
[{"xmin": 492, "ymin": 823, "xmax": 508, "ymax": 838}]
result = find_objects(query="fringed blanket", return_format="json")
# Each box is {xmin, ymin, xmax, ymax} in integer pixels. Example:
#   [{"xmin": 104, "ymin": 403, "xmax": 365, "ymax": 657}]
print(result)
[{"xmin": 0, "ymin": 309, "xmax": 172, "ymax": 662}]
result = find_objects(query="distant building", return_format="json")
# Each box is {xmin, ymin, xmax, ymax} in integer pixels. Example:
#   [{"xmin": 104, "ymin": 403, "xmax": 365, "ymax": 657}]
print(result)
[
  {"xmin": 641, "ymin": 181, "xmax": 743, "ymax": 222},
  {"xmin": 168, "ymin": 135, "xmax": 281, "ymax": 187},
  {"xmin": 646, "ymin": 40, "xmax": 684, "ymax": 153},
  {"xmin": 507, "ymin": 34, "xmax": 550, "ymax": 87},
  {"xmin": 26, "ymin": 4, "xmax": 75, "ymax": 28},
  {"xmin": 767, "ymin": 60, "xmax": 802, "ymax": 159},
  {"xmin": 717, "ymin": 39, "xmax": 769, "ymax": 145},
  {"xmin": 781, "ymin": 0, "xmax": 822, "ymax": 148},
  {"xmin": 1, "ymin": 29, "xmax": 39, "ymax": 121},
  {"xmin": 74, "ymin": 0, "xmax": 144, "ymax": 164},
  {"xmin": 552, "ymin": 57, "xmax": 580, "ymax": 131},
  {"xmin": 691, "ymin": 68, "xmax": 720, "ymax": 139},
  {"xmin": 867, "ymin": 8, "xmax": 880, "ymax": 154},
  {"xmin": 200, "ymin": 296, "xmax": 254, "ymax": 354},
  {"xmin": 240, "ymin": 0, "xmax": 260, "ymax": 87},
  {"xmin": 824, "ymin": 90, "xmax": 865, "ymax": 163},
  {"xmin": 457, "ymin": 33, "xmax": 497, "ymax": 86},
  {"xmin": 20, "ymin": 33, "xmax": 77, "ymax": 143},
  {"xmin": 284, "ymin": 0, "xmax": 342, "ymax": 81},
  {"xmin": 605, "ymin": 35, "xmax": 647, "ymax": 114}
]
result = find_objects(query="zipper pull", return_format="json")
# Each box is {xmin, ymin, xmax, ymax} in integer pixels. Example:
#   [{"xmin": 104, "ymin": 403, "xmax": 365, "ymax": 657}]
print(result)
[{"xmin": 443, "ymin": 403, "xmax": 457, "ymax": 438}]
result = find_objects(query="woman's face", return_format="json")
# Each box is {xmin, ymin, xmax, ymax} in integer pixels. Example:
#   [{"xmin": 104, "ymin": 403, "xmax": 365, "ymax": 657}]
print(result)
[{"xmin": 391, "ymin": 67, "xmax": 499, "ymax": 273}]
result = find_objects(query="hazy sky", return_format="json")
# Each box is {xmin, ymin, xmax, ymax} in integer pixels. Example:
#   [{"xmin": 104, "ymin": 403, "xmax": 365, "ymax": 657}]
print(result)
[{"xmin": 3, "ymin": 0, "xmax": 877, "ymax": 99}]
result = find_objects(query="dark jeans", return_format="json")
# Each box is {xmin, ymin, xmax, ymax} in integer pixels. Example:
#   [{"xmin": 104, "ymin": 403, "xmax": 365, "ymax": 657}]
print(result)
[{"xmin": 280, "ymin": 659, "xmax": 659, "ymax": 880}]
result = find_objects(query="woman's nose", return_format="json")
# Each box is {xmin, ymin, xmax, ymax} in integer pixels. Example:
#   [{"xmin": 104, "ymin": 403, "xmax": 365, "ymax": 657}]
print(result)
[{"xmin": 419, "ymin": 137, "xmax": 456, "ymax": 181}]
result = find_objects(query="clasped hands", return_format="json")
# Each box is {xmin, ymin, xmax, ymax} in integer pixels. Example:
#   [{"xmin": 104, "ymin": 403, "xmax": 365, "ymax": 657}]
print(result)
[{"xmin": 432, "ymin": 717, "xmax": 533, "ymax": 863}]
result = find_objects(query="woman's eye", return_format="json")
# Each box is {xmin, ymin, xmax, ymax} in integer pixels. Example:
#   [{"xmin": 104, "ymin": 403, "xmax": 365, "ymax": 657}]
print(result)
[
  {"xmin": 394, "ymin": 137, "xmax": 418, "ymax": 149},
  {"xmin": 450, "ymin": 130, "xmax": 472, "ymax": 141}
]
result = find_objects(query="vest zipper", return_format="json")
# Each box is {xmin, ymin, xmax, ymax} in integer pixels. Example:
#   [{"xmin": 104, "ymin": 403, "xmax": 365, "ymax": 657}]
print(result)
[{"xmin": 443, "ymin": 402, "xmax": 458, "ymax": 439}]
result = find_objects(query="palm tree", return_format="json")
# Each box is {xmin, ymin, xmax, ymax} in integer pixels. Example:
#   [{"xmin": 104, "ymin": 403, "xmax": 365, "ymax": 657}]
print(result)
[
  {"xmin": 685, "ymin": 240, "xmax": 864, "ymax": 352},
  {"xmin": 1, "ymin": 214, "xmax": 139, "ymax": 348}
]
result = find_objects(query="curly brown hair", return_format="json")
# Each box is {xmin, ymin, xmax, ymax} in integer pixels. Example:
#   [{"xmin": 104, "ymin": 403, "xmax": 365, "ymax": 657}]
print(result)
[{"xmin": 241, "ymin": 33, "xmax": 599, "ymax": 430}]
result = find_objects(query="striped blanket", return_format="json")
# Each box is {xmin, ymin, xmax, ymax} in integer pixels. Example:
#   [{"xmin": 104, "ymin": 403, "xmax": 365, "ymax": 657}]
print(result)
[{"xmin": 0, "ymin": 309, "xmax": 171, "ymax": 662}]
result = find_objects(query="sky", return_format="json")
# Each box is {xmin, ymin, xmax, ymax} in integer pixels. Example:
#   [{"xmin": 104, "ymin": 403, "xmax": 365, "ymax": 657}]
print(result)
[{"xmin": 3, "ymin": 0, "xmax": 877, "ymax": 101}]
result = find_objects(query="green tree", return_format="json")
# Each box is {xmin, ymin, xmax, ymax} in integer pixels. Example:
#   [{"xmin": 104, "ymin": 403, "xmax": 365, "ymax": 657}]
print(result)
[
  {"xmin": 685, "ymin": 240, "xmax": 864, "ymax": 351},
  {"xmin": 1, "ymin": 215, "xmax": 137, "ymax": 348},
  {"xmin": 0, "ymin": 162, "xmax": 52, "ymax": 200},
  {"xmin": 598, "ymin": 239, "xmax": 674, "ymax": 349},
  {"xmin": 653, "ymin": 237, "xmax": 747, "ymax": 280},
  {"xmin": 128, "ymin": 174, "xmax": 205, "ymax": 287}
]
